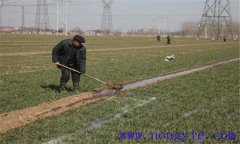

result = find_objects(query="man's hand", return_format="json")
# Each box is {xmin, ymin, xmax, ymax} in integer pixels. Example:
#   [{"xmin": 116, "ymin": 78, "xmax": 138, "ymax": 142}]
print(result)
[
  {"xmin": 54, "ymin": 62, "xmax": 62, "ymax": 70},
  {"xmin": 54, "ymin": 61, "xmax": 60, "ymax": 65}
]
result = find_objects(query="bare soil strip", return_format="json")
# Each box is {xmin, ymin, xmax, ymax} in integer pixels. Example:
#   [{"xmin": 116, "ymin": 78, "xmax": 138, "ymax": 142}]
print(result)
[
  {"xmin": 0, "ymin": 42, "xmax": 238, "ymax": 56},
  {"xmin": 0, "ymin": 43, "xmax": 55, "ymax": 45},
  {"xmin": 0, "ymin": 58, "xmax": 239, "ymax": 134},
  {"xmin": 0, "ymin": 92, "xmax": 111, "ymax": 134}
]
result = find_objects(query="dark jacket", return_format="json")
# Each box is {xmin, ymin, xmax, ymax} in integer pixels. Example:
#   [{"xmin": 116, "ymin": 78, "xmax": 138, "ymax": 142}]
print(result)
[{"xmin": 52, "ymin": 39, "xmax": 86, "ymax": 73}]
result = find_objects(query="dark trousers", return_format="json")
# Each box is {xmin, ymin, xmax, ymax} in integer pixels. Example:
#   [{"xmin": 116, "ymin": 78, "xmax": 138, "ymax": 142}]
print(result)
[{"xmin": 60, "ymin": 67, "xmax": 80, "ymax": 84}]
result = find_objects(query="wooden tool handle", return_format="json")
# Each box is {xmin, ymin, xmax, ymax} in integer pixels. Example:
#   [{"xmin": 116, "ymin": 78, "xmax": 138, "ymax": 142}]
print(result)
[{"xmin": 56, "ymin": 63, "xmax": 107, "ymax": 85}]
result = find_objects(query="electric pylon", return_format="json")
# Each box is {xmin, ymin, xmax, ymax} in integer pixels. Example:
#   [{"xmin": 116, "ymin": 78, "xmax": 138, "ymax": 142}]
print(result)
[
  {"xmin": 35, "ymin": 0, "xmax": 49, "ymax": 34},
  {"xmin": 101, "ymin": 0, "xmax": 113, "ymax": 31},
  {"xmin": 0, "ymin": 0, "xmax": 6, "ymax": 28},
  {"xmin": 197, "ymin": 0, "xmax": 233, "ymax": 39}
]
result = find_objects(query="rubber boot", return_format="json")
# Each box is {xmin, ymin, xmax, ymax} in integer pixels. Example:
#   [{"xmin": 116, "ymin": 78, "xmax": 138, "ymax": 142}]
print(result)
[
  {"xmin": 59, "ymin": 83, "xmax": 66, "ymax": 93},
  {"xmin": 73, "ymin": 82, "xmax": 80, "ymax": 93}
]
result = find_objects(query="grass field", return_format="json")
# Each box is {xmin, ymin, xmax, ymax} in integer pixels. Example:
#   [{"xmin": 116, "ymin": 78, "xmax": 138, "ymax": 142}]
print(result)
[{"xmin": 0, "ymin": 34, "xmax": 239, "ymax": 143}]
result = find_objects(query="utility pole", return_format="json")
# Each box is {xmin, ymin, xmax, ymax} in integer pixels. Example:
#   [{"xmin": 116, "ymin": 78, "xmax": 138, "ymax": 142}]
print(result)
[
  {"xmin": 0, "ymin": 10, "xmax": 1, "ymax": 28},
  {"xmin": 56, "ymin": 0, "xmax": 59, "ymax": 36},
  {"xmin": 158, "ymin": 18, "xmax": 160, "ymax": 35},
  {"xmin": 21, "ymin": 6, "xmax": 25, "ymax": 32},
  {"xmin": 197, "ymin": 0, "xmax": 233, "ymax": 39},
  {"xmin": 65, "ymin": 0, "xmax": 68, "ymax": 36}
]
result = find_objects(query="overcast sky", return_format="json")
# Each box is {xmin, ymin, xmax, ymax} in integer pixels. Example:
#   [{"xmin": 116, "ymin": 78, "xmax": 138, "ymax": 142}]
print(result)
[{"xmin": 1, "ymin": 0, "xmax": 239, "ymax": 31}]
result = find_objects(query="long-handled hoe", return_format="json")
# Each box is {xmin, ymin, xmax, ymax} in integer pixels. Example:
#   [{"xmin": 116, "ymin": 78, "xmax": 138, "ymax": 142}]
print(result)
[{"xmin": 57, "ymin": 63, "xmax": 123, "ymax": 91}]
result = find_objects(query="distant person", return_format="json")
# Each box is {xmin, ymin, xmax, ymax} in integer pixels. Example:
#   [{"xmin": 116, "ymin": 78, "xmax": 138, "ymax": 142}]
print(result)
[
  {"xmin": 52, "ymin": 35, "xmax": 86, "ymax": 93},
  {"xmin": 223, "ymin": 35, "xmax": 226, "ymax": 42},
  {"xmin": 156, "ymin": 35, "xmax": 160, "ymax": 42},
  {"xmin": 167, "ymin": 35, "xmax": 171, "ymax": 44}
]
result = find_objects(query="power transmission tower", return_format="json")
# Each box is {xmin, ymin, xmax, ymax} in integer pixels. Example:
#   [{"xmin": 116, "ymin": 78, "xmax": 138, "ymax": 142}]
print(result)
[
  {"xmin": 0, "ymin": 0, "xmax": 6, "ymax": 28},
  {"xmin": 101, "ymin": 0, "xmax": 113, "ymax": 32},
  {"xmin": 35, "ymin": 0, "xmax": 49, "ymax": 34},
  {"xmin": 153, "ymin": 16, "xmax": 168, "ymax": 36},
  {"xmin": 197, "ymin": 0, "xmax": 233, "ymax": 39}
]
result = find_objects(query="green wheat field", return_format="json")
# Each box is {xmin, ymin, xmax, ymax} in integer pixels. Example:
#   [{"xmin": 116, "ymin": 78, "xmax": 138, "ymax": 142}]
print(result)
[{"xmin": 0, "ymin": 34, "xmax": 239, "ymax": 143}]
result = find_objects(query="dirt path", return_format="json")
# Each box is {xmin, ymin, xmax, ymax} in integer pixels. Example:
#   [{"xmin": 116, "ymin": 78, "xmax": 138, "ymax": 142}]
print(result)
[
  {"xmin": 0, "ymin": 58, "xmax": 239, "ymax": 134},
  {"xmin": 0, "ymin": 42, "xmax": 238, "ymax": 56},
  {"xmin": 0, "ymin": 92, "xmax": 112, "ymax": 134}
]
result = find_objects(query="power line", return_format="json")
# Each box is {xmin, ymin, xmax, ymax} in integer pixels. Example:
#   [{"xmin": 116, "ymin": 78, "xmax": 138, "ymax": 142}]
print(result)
[
  {"xmin": 4, "ymin": 3, "xmax": 56, "ymax": 7},
  {"xmin": 1, "ymin": 10, "xmax": 204, "ymax": 17},
  {"xmin": 70, "ymin": 0, "xmax": 100, "ymax": 4}
]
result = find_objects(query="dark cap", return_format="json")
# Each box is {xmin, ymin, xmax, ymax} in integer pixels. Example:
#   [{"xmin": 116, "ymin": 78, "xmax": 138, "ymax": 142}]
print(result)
[{"xmin": 73, "ymin": 35, "xmax": 85, "ymax": 43}]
